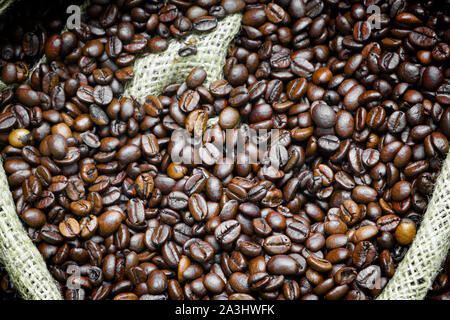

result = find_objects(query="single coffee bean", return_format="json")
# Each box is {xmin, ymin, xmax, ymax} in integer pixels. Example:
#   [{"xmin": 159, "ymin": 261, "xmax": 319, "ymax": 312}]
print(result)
[{"xmin": 215, "ymin": 220, "xmax": 241, "ymax": 245}]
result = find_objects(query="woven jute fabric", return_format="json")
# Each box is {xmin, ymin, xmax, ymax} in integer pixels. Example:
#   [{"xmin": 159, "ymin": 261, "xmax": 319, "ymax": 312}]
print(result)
[
  {"xmin": 124, "ymin": 13, "xmax": 243, "ymax": 101},
  {"xmin": 377, "ymin": 152, "xmax": 450, "ymax": 300},
  {"xmin": 0, "ymin": 158, "xmax": 62, "ymax": 300}
]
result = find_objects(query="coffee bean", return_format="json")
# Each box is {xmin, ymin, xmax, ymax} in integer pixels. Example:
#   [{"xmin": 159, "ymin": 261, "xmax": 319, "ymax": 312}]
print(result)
[
  {"xmin": 93, "ymin": 85, "xmax": 113, "ymax": 106},
  {"xmin": 193, "ymin": 16, "xmax": 218, "ymax": 32},
  {"xmin": 306, "ymin": 255, "xmax": 332, "ymax": 272},
  {"xmin": 267, "ymin": 255, "xmax": 299, "ymax": 275},
  {"xmin": 147, "ymin": 270, "xmax": 167, "ymax": 294},
  {"xmin": 21, "ymin": 208, "xmax": 46, "ymax": 228},
  {"xmin": 98, "ymin": 210, "xmax": 123, "ymax": 236},
  {"xmin": 352, "ymin": 186, "xmax": 377, "ymax": 203},
  {"xmin": 117, "ymin": 144, "xmax": 141, "ymax": 165},
  {"xmin": 9, "ymin": 128, "xmax": 33, "ymax": 148},
  {"xmin": 186, "ymin": 67, "xmax": 207, "ymax": 88},
  {"xmin": 394, "ymin": 219, "xmax": 417, "ymax": 245},
  {"xmin": 215, "ymin": 220, "xmax": 241, "ymax": 245},
  {"xmin": 408, "ymin": 27, "xmax": 438, "ymax": 48},
  {"xmin": 178, "ymin": 46, "xmax": 197, "ymax": 57},
  {"xmin": 186, "ymin": 109, "xmax": 207, "ymax": 137},
  {"xmin": 190, "ymin": 241, "xmax": 214, "ymax": 263},
  {"xmin": 263, "ymin": 234, "xmax": 292, "ymax": 255},
  {"xmin": 219, "ymin": 107, "xmax": 240, "ymax": 129},
  {"xmin": 286, "ymin": 221, "xmax": 309, "ymax": 243},
  {"xmin": 311, "ymin": 103, "xmax": 336, "ymax": 128},
  {"xmin": 188, "ymin": 193, "xmax": 208, "ymax": 221},
  {"xmin": 356, "ymin": 265, "xmax": 381, "ymax": 290},
  {"xmin": 59, "ymin": 218, "xmax": 80, "ymax": 239},
  {"xmin": 437, "ymin": 84, "xmax": 450, "ymax": 105},
  {"xmin": 203, "ymin": 272, "xmax": 225, "ymax": 293}
]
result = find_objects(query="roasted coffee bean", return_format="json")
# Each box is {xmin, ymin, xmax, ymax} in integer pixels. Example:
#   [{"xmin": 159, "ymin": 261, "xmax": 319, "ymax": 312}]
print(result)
[
  {"xmin": 59, "ymin": 218, "xmax": 80, "ymax": 239},
  {"xmin": 215, "ymin": 220, "xmax": 241, "ymax": 245},
  {"xmin": 353, "ymin": 241, "xmax": 377, "ymax": 268},
  {"xmin": 267, "ymin": 255, "xmax": 299, "ymax": 275},
  {"xmin": 21, "ymin": 208, "xmax": 46, "ymax": 229},
  {"xmin": 193, "ymin": 16, "xmax": 218, "ymax": 32},
  {"xmin": 263, "ymin": 234, "xmax": 292, "ymax": 255},
  {"xmin": 186, "ymin": 109, "xmax": 207, "ymax": 137},
  {"xmin": 178, "ymin": 46, "xmax": 197, "ymax": 57},
  {"xmin": 352, "ymin": 186, "xmax": 377, "ymax": 203},
  {"xmin": 408, "ymin": 27, "xmax": 438, "ymax": 48},
  {"xmin": 93, "ymin": 85, "xmax": 113, "ymax": 106},
  {"xmin": 189, "ymin": 241, "xmax": 214, "ymax": 263},
  {"xmin": 188, "ymin": 193, "xmax": 208, "ymax": 222},
  {"xmin": 186, "ymin": 67, "xmax": 207, "ymax": 89},
  {"xmin": 98, "ymin": 210, "xmax": 123, "ymax": 237},
  {"xmin": 311, "ymin": 103, "xmax": 336, "ymax": 129},
  {"xmin": 356, "ymin": 265, "xmax": 381, "ymax": 290},
  {"xmin": 219, "ymin": 107, "xmax": 240, "ymax": 129},
  {"xmin": 167, "ymin": 191, "xmax": 189, "ymax": 211},
  {"xmin": 395, "ymin": 219, "xmax": 417, "ymax": 245},
  {"xmin": 147, "ymin": 270, "xmax": 167, "ymax": 294},
  {"xmin": 286, "ymin": 221, "xmax": 309, "ymax": 243},
  {"xmin": 340, "ymin": 200, "xmax": 361, "ymax": 225},
  {"xmin": 203, "ymin": 272, "xmax": 225, "ymax": 294}
]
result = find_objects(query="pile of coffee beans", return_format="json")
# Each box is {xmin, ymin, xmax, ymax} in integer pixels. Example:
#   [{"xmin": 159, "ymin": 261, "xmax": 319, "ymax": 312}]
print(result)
[
  {"xmin": 0, "ymin": 0, "xmax": 449, "ymax": 300},
  {"xmin": 0, "ymin": 0, "xmax": 85, "ymax": 85},
  {"xmin": 0, "ymin": 0, "xmax": 239, "ymax": 86}
]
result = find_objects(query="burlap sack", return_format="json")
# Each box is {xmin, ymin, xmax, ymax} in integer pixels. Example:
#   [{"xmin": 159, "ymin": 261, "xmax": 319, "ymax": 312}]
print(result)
[{"xmin": 0, "ymin": 4, "xmax": 449, "ymax": 300}]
